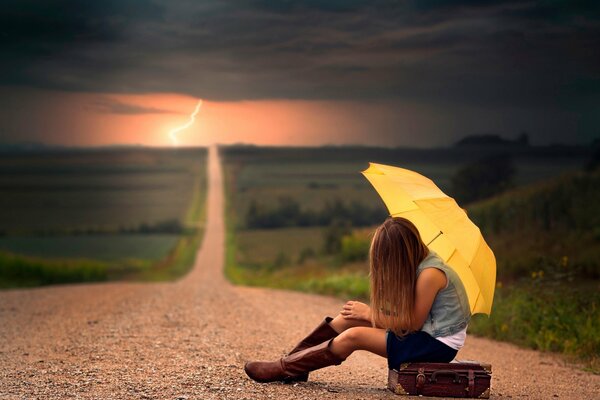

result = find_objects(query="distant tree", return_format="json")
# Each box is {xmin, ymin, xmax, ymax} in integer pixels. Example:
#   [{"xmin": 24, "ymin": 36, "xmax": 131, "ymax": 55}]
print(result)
[
  {"xmin": 516, "ymin": 131, "xmax": 530, "ymax": 146},
  {"xmin": 245, "ymin": 196, "xmax": 386, "ymax": 229},
  {"xmin": 322, "ymin": 219, "xmax": 352, "ymax": 254},
  {"xmin": 276, "ymin": 196, "xmax": 302, "ymax": 226},
  {"xmin": 245, "ymin": 199, "xmax": 266, "ymax": 228},
  {"xmin": 585, "ymin": 139, "xmax": 600, "ymax": 171},
  {"xmin": 273, "ymin": 251, "xmax": 290, "ymax": 268},
  {"xmin": 451, "ymin": 154, "xmax": 516, "ymax": 204},
  {"xmin": 245, "ymin": 197, "xmax": 301, "ymax": 228},
  {"xmin": 455, "ymin": 134, "xmax": 508, "ymax": 147},
  {"xmin": 298, "ymin": 247, "xmax": 316, "ymax": 264},
  {"xmin": 455, "ymin": 133, "xmax": 529, "ymax": 147}
]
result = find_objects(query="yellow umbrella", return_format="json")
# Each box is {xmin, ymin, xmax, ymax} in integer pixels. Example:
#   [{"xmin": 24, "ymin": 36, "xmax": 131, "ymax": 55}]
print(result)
[{"xmin": 362, "ymin": 162, "xmax": 495, "ymax": 315}]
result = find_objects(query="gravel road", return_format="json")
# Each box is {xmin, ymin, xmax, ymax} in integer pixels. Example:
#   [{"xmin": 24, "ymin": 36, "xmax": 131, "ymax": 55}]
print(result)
[{"xmin": 1, "ymin": 146, "xmax": 598, "ymax": 400}]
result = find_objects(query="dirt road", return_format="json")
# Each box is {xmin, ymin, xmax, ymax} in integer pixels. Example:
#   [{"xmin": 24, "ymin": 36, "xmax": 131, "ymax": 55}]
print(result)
[{"xmin": 1, "ymin": 146, "xmax": 598, "ymax": 399}]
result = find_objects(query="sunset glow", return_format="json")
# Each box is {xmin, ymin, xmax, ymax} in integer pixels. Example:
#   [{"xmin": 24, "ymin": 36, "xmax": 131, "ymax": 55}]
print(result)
[
  {"xmin": 0, "ymin": 87, "xmax": 587, "ymax": 148},
  {"xmin": 0, "ymin": 88, "xmax": 421, "ymax": 147}
]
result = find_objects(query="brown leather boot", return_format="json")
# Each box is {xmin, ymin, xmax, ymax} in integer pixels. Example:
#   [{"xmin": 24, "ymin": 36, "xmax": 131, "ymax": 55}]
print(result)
[
  {"xmin": 283, "ymin": 316, "xmax": 339, "ymax": 383},
  {"xmin": 288, "ymin": 316, "xmax": 339, "ymax": 354},
  {"xmin": 244, "ymin": 339, "xmax": 345, "ymax": 383}
]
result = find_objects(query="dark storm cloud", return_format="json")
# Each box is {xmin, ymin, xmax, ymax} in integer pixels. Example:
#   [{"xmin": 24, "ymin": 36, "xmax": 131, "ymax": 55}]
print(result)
[
  {"xmin": 1, "ymin": 0, "xmax": 599, "ymax": 109},
  {"xmin": 88, "ymin": 98, "xmax": 177, "ymax": 115}
]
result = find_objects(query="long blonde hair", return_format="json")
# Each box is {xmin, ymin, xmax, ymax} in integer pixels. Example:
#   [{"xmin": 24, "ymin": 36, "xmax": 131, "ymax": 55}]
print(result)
[{"xmin": 369, "ymin": 217, "xmax": 429, "ymax": 336}]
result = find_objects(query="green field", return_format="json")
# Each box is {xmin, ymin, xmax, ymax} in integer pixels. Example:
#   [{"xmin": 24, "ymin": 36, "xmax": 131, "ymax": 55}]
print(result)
[
  {"xmin": 0, "ymin": 235, "xmax": 180, "ymax": 261},
  {"xmin": 0, "ymin": 148, "xmax": 205, "ymax": 233},
  {"xmin": 221, "ymin": 145, "xmax": 598, "ymax": 371},
  {"xmin": 0, "ymin": 147, "xmax": 208, "ymax": 287}
]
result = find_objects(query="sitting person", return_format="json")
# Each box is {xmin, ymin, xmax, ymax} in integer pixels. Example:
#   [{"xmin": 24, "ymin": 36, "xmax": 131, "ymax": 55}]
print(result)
[{"xmin": 244, "ymin": 217, "xmax": 471, "ymax": 383}]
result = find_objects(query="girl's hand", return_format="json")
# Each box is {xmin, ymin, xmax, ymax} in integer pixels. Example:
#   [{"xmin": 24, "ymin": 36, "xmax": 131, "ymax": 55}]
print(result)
[{"xmin": 341, "ymin": 301, "xmax": 371, "ymax": 322}]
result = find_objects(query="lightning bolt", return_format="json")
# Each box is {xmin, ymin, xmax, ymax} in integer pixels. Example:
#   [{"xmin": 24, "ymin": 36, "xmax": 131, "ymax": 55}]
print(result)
[{"xmin": 169, "ymin": 100, "xmax": 203, "ymax": 146}]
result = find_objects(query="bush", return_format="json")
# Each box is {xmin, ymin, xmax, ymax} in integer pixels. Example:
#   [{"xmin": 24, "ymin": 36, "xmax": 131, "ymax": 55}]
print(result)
[
  {"xmin": 451, "ymin": 154, "xmax": 515, "ymax": 204},
  {"xmin": 273, "ymin": 251, "xmax": 290, "ymax": 268},
  {"xmin": 340, "ymin": 234, "xmax": 370, "ymax": 262},
  {"xmin": 298, "ymin": 247, "xmax": 316, "ymax": 264},
  {"xmin": 322, "ymin": 220, "xmax": 352, "ymax": 254}
]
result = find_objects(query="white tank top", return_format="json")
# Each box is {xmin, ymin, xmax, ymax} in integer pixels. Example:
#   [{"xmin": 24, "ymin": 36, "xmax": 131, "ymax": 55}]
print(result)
[{"xmin": 435, "ymin": 325, "xmax": 467, "ymax": 350}]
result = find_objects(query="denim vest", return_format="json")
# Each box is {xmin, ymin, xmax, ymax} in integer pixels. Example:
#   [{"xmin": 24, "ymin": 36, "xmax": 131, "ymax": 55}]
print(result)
[{"xmin": 418, "ymin": 250, "xmax": 471, "ymax": 337}]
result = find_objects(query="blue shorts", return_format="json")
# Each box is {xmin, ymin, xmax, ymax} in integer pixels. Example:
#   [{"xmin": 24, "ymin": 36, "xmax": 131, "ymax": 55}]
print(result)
[{"xmin": 386, "ymin": 329, "xmax": 457, "ymax": 370}]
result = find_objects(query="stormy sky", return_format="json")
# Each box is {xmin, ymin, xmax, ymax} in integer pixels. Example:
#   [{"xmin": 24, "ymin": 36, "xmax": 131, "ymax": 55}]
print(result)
[{"xmin": 0, "ymin": 0, "xmax": 598, "ymax": 147}]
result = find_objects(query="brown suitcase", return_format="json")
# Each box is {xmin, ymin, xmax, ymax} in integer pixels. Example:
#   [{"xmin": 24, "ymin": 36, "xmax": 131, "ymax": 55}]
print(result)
[{"xmin": 387, "ymin": 360, "xmax": 491, "ymax": 398}]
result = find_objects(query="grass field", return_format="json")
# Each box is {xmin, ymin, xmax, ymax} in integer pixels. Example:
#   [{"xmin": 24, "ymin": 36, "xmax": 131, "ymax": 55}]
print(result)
[
  {"xmin": 469, "ymin": 169, "xmax": 600, "ymax": 280},
  {"xmin": 0, "ymin": 148, "xmax": 205, "ymax": 233},
  {"xmin": 223, "ymin": 146, "xmax": 587, "ymax": 226},
  {"xmin": 0, "ymin": 147, "xmax": 208, "ymax": 288},
  {"xmin": 221, "ymin": 145, "xmax": 598, "ymax": 371},
  {"xmin": 0, "ymin": 235, "xmax": 179, "ymax": 261}
]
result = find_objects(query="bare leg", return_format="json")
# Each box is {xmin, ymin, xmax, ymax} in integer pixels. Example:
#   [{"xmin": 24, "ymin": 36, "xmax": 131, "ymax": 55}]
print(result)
[
  {"xmin": 329, "ymin": 326, "xmax": 388, "ymax": 359},
  {"xmin": 329, "ymin": 313, "xmax": 372, "ymax": 334}
]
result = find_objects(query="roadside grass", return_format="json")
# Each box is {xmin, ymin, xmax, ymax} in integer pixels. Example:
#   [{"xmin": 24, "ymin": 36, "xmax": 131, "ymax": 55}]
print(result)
[
  {"xmin": 469, "ymin": 279, "xmax": 600, "ymax": 373},
  {"xmin": 0, "ymin": 251, "xmax": 110, "ymax": 288},
  {"xmin": 0, "ymin": 229, "xmax": 205, "ymax": 288},
  {"xmin": 225, "ymin": 227, "xmax": 370, "ymax": 299},
  {"xmin": 126, "ymin": 229, "xmax": 204, "ymax": 282}
]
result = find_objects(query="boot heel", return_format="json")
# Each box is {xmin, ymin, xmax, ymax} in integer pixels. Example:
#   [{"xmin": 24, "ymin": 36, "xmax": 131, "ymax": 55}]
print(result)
[{"xmin": 282, "ymin": 373, "xmax": 308, "ymax": 383}]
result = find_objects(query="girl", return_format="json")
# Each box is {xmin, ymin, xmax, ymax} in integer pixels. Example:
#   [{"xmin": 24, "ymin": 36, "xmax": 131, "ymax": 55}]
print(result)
[{"xmin": 244, "ymin": 217, "xmax": 471, "ymax": 383}]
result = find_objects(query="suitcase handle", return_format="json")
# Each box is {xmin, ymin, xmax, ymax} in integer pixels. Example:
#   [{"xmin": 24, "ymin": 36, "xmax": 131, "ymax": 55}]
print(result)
[{"xmin": 430, "ymin": 369, "xmax": 461, "ymax": 383}]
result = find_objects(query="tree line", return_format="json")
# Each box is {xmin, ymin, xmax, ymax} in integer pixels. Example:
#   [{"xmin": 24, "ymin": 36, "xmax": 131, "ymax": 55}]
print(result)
[{"xmin": 244, "ymin": 197, "xmax": 388, "ymax": 229}]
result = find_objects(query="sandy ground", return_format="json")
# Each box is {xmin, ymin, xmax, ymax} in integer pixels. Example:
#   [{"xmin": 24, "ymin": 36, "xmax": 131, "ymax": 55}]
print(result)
[{"xmin": 0, "ymin": 146, "xmax": 598, "ymax": 400}]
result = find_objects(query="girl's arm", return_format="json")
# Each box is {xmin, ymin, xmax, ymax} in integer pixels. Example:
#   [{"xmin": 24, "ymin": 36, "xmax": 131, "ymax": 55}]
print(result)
[
  {"xmin": 340, "ymin": 300, "xmax": 372, "ymax": 322},
  {"xmin": 411, "ymin": 267, "xmax": 447, "ymax": 331}
]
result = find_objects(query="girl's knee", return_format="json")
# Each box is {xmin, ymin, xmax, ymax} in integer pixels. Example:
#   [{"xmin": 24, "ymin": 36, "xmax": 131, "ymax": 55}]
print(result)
[
  {"xmin": 329, "ymin": 314, "xmax": 345, "ymax": 332},
  {"xmin": 331, "ymin": 328, "xmax": 362, "ymax": 358},
  {"xmin": 338, "ymin": 327, "xmax": 366, "ymax": 345},
  {"xmin": 330, "ymin": 314, "xmax": 355, "ymax": 333},
  {"xmin": 332, "ymin": 327, "xmax": 386, "ymax": 358}
]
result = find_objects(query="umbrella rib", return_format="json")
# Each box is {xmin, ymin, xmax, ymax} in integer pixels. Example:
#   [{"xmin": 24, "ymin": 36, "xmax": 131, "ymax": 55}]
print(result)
[
  {"xmin": 426, "ymin": 230, "xmax": 443, "ymax": 247},
  {"xmin": 388, "ymin": 206, "xmax": 420, "ymax": 218},
  {"xmin": 472, "ymin": 291, "xmax": 482, "ymax": 315},
  {"xmin": 411, "ymin": 194, "xmax": 452, "ymax": 202}
]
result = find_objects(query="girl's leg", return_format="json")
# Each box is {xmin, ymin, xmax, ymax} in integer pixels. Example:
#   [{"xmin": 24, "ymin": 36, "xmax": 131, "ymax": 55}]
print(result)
[
  {"xmin": 245, "ymin": 326, "xmax": 387, "ymax": 383},
  {"xmin": 329, "ymin": 326, "xmax": 387, "ymax": 359},
  {"xmin": 329, "ymin": 313, "xmax": 372, "ymax": 334},
  {"xmin": 282, "ymin": 312, "xmax": 371, "ymax": 383}
]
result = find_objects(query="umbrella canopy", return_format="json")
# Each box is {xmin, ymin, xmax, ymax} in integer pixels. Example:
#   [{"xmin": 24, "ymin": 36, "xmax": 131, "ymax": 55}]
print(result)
[{"xmin": 362, "ymin": 162, "xmax": 496, "ymax": 315}]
